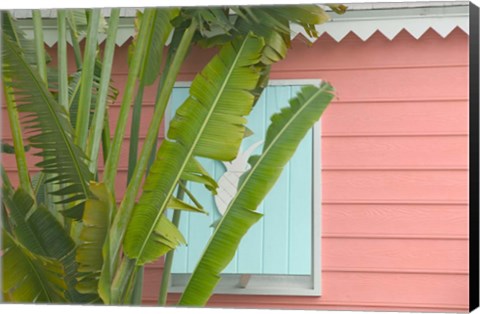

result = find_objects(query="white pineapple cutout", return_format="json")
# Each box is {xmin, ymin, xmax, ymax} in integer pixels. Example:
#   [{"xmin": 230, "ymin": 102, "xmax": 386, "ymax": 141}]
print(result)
[{"xmin": 214, "ymin": 140, "xmax": 263, "ymax": 216}]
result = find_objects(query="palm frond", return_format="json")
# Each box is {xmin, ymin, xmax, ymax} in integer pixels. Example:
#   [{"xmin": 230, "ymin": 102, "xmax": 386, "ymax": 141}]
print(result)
[
  {"xmin": 123, "ymin": 33, "xmax": 266, "ymax": 265},
  {"xmin": 68, "ymin": 60, "xmax": 119, "ymax": 129},
  {"xmin": 66, "ymin": 9, "xmax": 107, "ymax": 38},
  {"xmin": 76, "ymin": 182, "xmax": 115, "ymax": 295},
  {"xmin": 172, "ymin": 7, "xmax": 233, "ymax": 38},
  {"xmin": 232, "ymin": 5, "xmax": 331, "ymax": 64},
  {"xmin": 1, "ymin": 11, "xmax": 51, "ymax": 66},
  {"xmin": 2, "ymin": 187, "xmax": 96, "ymax": 302},
  {"xmin": 2, "ymin": 230, "xmax": 67, "ymax": 303},
  {"xmin": 178, "ymin": 83, "xmax": 335, "ymax": 306},
  {"xmin": 2, "ymin": 32, "xmax": 93, "ymax": 219},
  {"xmin": 129, "ymin": 8, "xmax": 178, "ymax": 85},
  {"xmin": 181, "ymin": 157, "xmax": 218, "ymax": 193}
]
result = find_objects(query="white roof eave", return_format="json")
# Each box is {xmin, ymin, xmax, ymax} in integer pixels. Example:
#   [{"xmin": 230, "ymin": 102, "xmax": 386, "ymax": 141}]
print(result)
[
  {"xmin": 294, "ymin": 4, "xmax": 470, "ymax": 42},
  {"xmin": 12, "ymin": 3, "xmax": 469, "ymax": 47}
]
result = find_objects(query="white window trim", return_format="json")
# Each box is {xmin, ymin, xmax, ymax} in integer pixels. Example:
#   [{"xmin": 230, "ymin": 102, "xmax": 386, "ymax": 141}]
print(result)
[{"xmin": 166, "ymin": 79, "xmax": 322, "ymax": 296}]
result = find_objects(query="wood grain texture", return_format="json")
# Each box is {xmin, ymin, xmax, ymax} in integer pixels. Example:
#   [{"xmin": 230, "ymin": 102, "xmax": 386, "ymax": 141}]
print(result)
[
  {"xmin": 140, "ymin": 270, "xmax": 468, "ymax": 310},
  {"xmin": 323, "ymin": 136, "xmax": 468, "ymax": 168},
  {"xmin": 323, "ymin": 170, "xmax": 467, "ymax": 202},
  {"xmin": 322, "ymin": 204, "xmax": 468, "ymax": 238},
  {"xmin": 322, "ymin": 238, "xmax": 468, "ymax": 273},
  {"xmin": 322, "ymin": 101, "xmax": 468, "ymax": 136}
]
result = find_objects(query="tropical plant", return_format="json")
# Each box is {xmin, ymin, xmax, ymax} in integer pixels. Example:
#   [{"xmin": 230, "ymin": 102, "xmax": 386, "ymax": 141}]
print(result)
[{"xmin": 1, "ymin": 4, "xmax": 345, "ymax": 306}]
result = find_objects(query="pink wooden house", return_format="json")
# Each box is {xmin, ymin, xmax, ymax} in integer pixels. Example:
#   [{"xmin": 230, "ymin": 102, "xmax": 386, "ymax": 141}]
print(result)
[{"xmin": 2, "ymin": 2, "xmax": 474, "ymax": 312}]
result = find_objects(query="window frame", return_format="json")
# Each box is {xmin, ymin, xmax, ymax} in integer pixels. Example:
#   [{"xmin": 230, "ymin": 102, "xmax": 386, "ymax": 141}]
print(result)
[{"xmin": 166, "ymin": 79, "xmax": 323, "ymax": 296}]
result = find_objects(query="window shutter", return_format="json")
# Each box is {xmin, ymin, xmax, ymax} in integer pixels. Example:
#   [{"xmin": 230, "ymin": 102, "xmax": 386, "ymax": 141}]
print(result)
[{"xmin": 167, "ymin": 84, "xmax": 314, "ymax": 276}]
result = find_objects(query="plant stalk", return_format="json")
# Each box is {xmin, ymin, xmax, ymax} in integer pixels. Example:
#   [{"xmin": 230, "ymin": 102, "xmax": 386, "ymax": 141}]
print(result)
[
  {"xmin": 102, "ymin": 112, "xmax": 112, "ymax": 166},
  {"xmin": 1, "ymin": 165, "xmax": 14, "ymax": 234},
  {"xmin": 109, "ymin": 18, "xmax": 196, "ymax": 259},
  {"xmin": 127, "ymin": 79, "xmax": 147, "ymax": 305},
  {"xmin": 86, "ymin": 8, "xmax": 120, "ymax": 174},
  {"xmin": 68, "ymin": 25, "xmax": 83, "ymax": 69},
  {"xmin": 127, "ymin": 9, "xmax": 177, "ymax": 298},
  {"xmin": 57, "ymin": 9, "xmax": 73, "ymax": 228},
  {"xmin": 97, "ymin": 9, "xmax": 156, "ymax": 303},
  {"xmin": 146, "ymin": 28, "xmax": 179, "ymax": 172},
  {"xmin": 127, "ymin": 80, "xmax": 146, "ymax": 183},
  {"xmin": 32, "ymin": 10, "xmax": 47, "ymax": 84},
  {"xmin": 105, "ymin": 19, "xmax": 197, "ymax": 303},
  {"xmin": 123, "ymin": 267, "xmax": 139, "ymax": 304},
  {"xmin": 74, "ymin": 8, "xmax": 101, "ymax": 150},
  {"xmin": 110, "ymin": 257, "xmax": 137, "ymax": 304},
  {"xmin": 1, "ymin": 164, "xmax": 14, "ymax": 194},
  {"xmin": 130, "ymin": 266, "xmax": 144, "ymax": 304},
  {"xmin": 57, "ymin": 10, "xmax": 69, "ymax": 110},
  {"xmin": 2, "ymin": 84, "xmax": 32, "ymax": 195},
  {"xmin": 126, "ymin": 78, "xmax": 147, "ymax": 306},
  {"xmin": 102, "ymin": 9, "xmax": 155, "ymax": 189},
  {"xmin": 158, "ymin": 180, "xmax": 186, "ymax": 305}
]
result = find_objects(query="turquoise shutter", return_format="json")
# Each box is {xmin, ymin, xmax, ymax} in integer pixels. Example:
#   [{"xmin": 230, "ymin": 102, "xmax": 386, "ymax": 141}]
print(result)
[{"xmin": 167, "ymin": 84, "xmax": 313, "ymax": 276}]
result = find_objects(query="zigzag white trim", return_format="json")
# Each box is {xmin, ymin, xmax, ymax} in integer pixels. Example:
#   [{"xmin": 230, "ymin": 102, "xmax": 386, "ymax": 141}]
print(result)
[
  {"xmin": 13, "ymin": 4, "xmax": 469, "ymax": 47},
  {"xmin": 291, "ymin": 4, "xmax": 469, "ymax": 42}
]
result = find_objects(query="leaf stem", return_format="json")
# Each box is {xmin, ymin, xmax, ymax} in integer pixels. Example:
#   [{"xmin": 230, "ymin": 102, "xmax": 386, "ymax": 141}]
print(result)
[
  {"xmin": 127, "ymin": 80, "xmax": 145, "ymax": 183},
  {"xmin": 102, "ymin": 9, "xmax": 154, "ymax": 188},
  {"xmin": 2, "ymin": 84, "xmax": 32, "ymax": 195},
  {"xmin": 127, "ymin": 79, "xmax": 146, "ymax": 304},
  {"xmin": 57, "ymin": 10, "xmax": 69, "ymax": 111},
  {"xmin": 101, "ymin": 112, "xmax": 112, "ymax": 165},
  {"xmin": 158, "ymin": 180, "xmax": 186, "ymax": 305},
  {"xmin": 1, "ymin": 164, "xmax": 14, "ymax": 194},
  {"xmin": 130, "ymin": 266, "xmax": 144, "ymax": 304},
  {"xmin": 110, "ymin": 257, "xmax": 137, "ymax": 304},
  {"xmin": 32, "ymin": 10, "xmax": 47, "ymax": 84},
  {"xmin": 68, "ymin": 27, "xmax": 83, "ymax": 69},
  {"xmin": 98, "ymin": 9, "xmax": 156, "ymax": 302},
  {"xmin": 113, "ymin": 19, "xmax": 196, "ymax": 254},
  {"xmin": 86, "ymin": 8, "xmax": 120, "ymax": 174},
  {"xmin": 74, "ymin": 8, "xmax": 101, "ymax": 150},
  {"xmin": 104, "ymin": 18, "xmax": 197, "ymax": 304}
]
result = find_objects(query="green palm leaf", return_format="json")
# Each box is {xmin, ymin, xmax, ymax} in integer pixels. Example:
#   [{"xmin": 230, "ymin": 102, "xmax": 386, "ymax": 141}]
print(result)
[
  {"xmin": 123, "ymin": 33, "xmax": 266, "ymax": 265},
  {"xmin": 66, "ymin": 9, "xmax": 107, "ymax": 38},
  {"xmin": 1, "ymin": 11, "xmax": 51, "ymax": 66},
  {"xmin": 234, "ymin": 12, "xmax": 289, "ymax": 65},
  {"xmin": 237, "ymin": 5, "xmax": 330, "ymax": 37},
  {"xmin": 2, "ymin": 32, "xmax": 93, "ymax": 219},
  {"xmin": 178, "ymin": 83, "xmax": 334, "ymax": 306},
  {"xmin": 2, "ymin": 230, "xmax": 67, "ymax": 303},
  {"xmin": 127, "ymin": 7, "xmax": 178, "ymax": 184},
  {"xmin": 68, "ymin": 60, "xmax": 119, "ymax": 128},
  {"xmin": 233, "ymin": 5, "xmax": 331, "ymax": 65},
  {"xmin": 76, "ymin": 182, "xmax": 114, "ymax": 295},
  {"xmin": 2, "ymin": 187, "xmax": 96, "ymax": 302},
  {"xmin": 172, "ymin": 7, "xmax": 233, "ymax": 38},
  {"xmin": 129, "ymin": 8, "xmax": 179, "ymax": 85},
  {"xmin": 181, "ymin": 157, "xmax": 218, "ymax": 193}
]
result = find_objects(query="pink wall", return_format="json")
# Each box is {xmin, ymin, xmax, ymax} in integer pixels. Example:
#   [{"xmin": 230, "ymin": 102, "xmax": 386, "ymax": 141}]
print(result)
[
  {"xmin": 1, "ymin": 27, "xmax": 469, "ymax": 311},
  {"xmin": 142, "ymin": 28, "xmax": 469, "ymax": 312}
]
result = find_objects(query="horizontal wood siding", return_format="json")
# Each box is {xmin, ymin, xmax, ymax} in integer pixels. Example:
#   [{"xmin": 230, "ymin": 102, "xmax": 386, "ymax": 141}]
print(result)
[
  {"xmin": 155, "ymin": 28, "xmax": 468, "ymax": 311},
  {"xmin": 1, "ymin": 27, "xmax": 469, "ymax": 311}
]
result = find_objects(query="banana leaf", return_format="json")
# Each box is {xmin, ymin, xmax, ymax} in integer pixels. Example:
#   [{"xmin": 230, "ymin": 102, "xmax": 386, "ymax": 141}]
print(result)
[
  {"xmin": 178, "ymin": 83, "xmax": 334, "ymax": 306},
  {"xmin": 2, "ymin": 230, "xmax": 67, "ymax": 303},
  {"xmin": 2, "ymin": 187, "xmax": 96, "ymax": 302},
  {"xmin": 1, "ymin": 11, "xmax": 51, "ymax": 66},
  {"xmin": 124, "ymin": 33, "xmax": 266, "ymax": 265},
  {"xmin": 2, "ymin": 31, "xmax": 93, "ymax": 219},
  {"xmin": 76, "ymin": 182, "xmax": 115, "ymax": 295}
]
